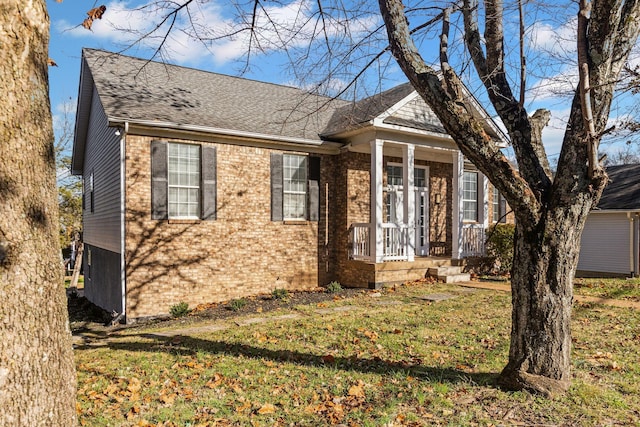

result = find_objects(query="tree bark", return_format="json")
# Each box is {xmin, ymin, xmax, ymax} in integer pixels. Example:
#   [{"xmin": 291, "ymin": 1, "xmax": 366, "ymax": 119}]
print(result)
[
  {"xmin": 0, "ymin": 0, "xmax": 78, "ymax": 425},
  {"xmin": 498, "ymin": 206, "xmax": 589, "ymax": 396}
]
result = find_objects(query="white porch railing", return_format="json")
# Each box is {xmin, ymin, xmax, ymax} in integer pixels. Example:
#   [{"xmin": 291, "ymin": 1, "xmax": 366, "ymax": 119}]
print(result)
[
  {"xmin": 349, "ymin": 223, "xmax": 371, "ymax": 260},
  {"xmin": 461, "ymin": 224, "xmax": 486, "ymax": 257},
  {"xmin": 382, "ymin": 223, "xmax": 410, "ymax": 260},
  {"xmin": 348, "ymin": 223, "xmax": 411, "ymax": 261},
  {"xmin": 349, "ymin": 222, "xmax": 487, "ymax": 260}
]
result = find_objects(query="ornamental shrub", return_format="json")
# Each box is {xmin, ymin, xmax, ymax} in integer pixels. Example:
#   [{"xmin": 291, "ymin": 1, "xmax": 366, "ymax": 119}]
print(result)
[{"xmin": 486, "ymin": 223, "xmax": 515, "ymax": 275}]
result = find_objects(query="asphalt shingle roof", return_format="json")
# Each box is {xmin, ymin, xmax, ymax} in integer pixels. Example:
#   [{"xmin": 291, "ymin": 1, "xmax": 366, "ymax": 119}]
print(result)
[
  {"xmin": 83, "ymin": 49, "xmax": 453, "ymax": 141},
  {"xmin": 597, "ymin": 164, "xmax": 640, "ymax": 210},
  {"xmin": 83, "ymin": 48, "xmax": 351, "ymax": 141}
]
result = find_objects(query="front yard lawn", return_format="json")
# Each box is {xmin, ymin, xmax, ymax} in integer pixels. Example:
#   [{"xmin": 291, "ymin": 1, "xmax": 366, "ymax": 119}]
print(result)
[
  {"xmin": 574, "ymin": 277, "xmax": 640, "ymax": 301},
  {"xmin": 74, "ymin": 282, "xmax": 640, "ymax": 426}
]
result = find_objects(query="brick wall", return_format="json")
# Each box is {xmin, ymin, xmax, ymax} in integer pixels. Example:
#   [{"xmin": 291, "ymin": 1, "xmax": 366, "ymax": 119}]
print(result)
[{"xmin": 124, "ymin": 135, "xmax": 336, "ymax": 318}]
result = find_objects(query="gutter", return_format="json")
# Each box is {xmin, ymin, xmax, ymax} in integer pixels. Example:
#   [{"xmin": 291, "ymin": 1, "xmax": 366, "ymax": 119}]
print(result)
[
  {"xmin": 108, "ymin": 118, "xmax": 334, "ymax": 148},
  {"xmin": 119, "ymin": 122, "xmax": 128, "ymax": 321}
]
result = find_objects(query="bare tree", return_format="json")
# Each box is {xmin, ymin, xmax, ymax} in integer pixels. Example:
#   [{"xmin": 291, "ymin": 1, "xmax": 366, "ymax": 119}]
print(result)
[
  {"xmin": 86, "ymin": 0, "xmax": 640, "ymax": 397},
  {"xmin": 377, "ymin": 0, "xmax": 640, "ymax": 395},
  {"xmin": 0, "ymin": 0, "xmax": 77, "ymax": 424}
]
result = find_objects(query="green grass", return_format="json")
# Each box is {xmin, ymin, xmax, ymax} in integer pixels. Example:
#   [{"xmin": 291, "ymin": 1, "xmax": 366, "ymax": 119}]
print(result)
[
  {"xmin": 64, "ymin": 275, "xmax": 84, "ymax": 288},
  {"xmin": 75, "ymin": 282, "xmax": 640, "ymax": 426},
  {"xmin": 574, "ymin": 277, "xmax": 640, "ymax": 301}
]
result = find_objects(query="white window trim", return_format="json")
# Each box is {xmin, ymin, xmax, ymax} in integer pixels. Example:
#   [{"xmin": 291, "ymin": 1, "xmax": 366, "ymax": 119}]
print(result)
[
  {"xmin": 283, "ymin": 154, "xmax": 308, "ymax": 221},
  {"xmin": 167, "ymin": 143, "xmax": 201, "ymax": 220},
  {"xmin": 462, "ymin": 170, "xmax": 479, "ymax": 223}
]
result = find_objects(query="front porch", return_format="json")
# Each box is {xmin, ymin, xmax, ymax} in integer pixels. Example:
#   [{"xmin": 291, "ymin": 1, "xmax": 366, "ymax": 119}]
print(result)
[{"xmin": 331, "ymin": 129, "xmax": 498, "ymax": 290}]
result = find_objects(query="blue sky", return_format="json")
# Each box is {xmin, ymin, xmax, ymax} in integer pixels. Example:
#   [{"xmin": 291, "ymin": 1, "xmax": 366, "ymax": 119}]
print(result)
[{"xmin": 47, "ymin": 0, "xmax": 638, "ymax": 162}]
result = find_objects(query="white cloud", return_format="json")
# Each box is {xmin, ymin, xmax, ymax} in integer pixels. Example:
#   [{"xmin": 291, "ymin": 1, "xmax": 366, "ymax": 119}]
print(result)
[
  {"xmin": 528, "ymin": 18, "xmax": 577, "ymax": 56},
  {"xmin": 54, "ymin": 0, "xmax": 379, "ymax": 68}
]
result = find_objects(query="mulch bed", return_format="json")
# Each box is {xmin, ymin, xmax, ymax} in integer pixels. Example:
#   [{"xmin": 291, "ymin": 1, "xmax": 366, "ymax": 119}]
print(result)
[{"xmin": 67, "ymin": 287, "xmax": 366, "ymax": 332}]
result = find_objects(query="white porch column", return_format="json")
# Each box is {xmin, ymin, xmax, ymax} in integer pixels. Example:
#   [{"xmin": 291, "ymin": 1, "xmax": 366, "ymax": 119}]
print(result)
[
  {"xmin": 479, "ymin": 172, "xmax": 490, "ymax": 228},
  {"xmin": 402, "ymin": 144, "xmax": 415, "ymax": 261},
  {"xmin": 370, "ymin": 139, "xmax": 384, "ymax": 262},
  {"xmin": 451, "ymin": 151, "xmax": 464, "ymax": 260}
]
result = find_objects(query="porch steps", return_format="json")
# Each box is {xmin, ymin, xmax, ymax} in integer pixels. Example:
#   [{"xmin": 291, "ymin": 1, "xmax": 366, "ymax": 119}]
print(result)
[{"xmin": 427, "ymin": 266, "xmax": 471, "ymax": 284}]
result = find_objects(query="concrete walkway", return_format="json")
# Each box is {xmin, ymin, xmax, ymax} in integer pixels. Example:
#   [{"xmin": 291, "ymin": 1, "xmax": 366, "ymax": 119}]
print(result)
[{"xmin": 459, "ymin": 281, "xmax": 640, "ymax": 310}]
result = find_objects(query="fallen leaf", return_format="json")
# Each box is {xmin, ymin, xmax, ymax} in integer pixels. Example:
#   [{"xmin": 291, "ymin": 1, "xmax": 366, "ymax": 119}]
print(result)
[
  {"xmin": 257, "ymin": 403, "xmax": 276, "ymax": 414},
  {"xmin": 348, "ymin": 384, "xmax": 365, "ymax": 398},
  {"xmin": 235, "ymin": 401, "xmax": 251, "ymax": 413},
  {"xmin": 159, "ymin": 393, "xmax": 176, "ymax": 405}
]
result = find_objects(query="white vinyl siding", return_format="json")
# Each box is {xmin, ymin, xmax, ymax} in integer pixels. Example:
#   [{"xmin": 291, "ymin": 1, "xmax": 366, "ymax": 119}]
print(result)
[
  {"xmin": 578, "ymin": 213, "xmax": 632, "ymax": 275},
  {"xmin": 463, "ymin": 171, "xmax": 478, "ymax": 222},
  {"xmin": 168, "ymin": 143, "xmax": 200, "ymax": 218},
  {"xmin": 283, "ymin": 154, "xmax": 307, "ymax": 220}
]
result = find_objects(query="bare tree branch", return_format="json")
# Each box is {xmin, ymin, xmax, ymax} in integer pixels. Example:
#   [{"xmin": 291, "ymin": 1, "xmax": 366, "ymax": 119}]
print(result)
[{"xmin": 379, "ymin": 0, "xmax": 541, "ymax": 224}]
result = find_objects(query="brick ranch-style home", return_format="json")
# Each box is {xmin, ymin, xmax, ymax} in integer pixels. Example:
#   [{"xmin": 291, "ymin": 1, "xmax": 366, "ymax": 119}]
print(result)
[{"xmin": 72, "ymin": 49, "xmax": 512, "ymax": 321}]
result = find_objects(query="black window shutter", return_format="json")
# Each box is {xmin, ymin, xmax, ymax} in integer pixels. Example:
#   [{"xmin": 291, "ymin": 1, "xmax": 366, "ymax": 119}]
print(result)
[
  {"xmin": 201, "ymin": 146, "xmax": 217, "ymax": 220},
  {"xmin": 308, "ymin": 156, "xmax": 320, "ymax": 221},
  {"xmin": 499, "ymin": 196, "xmax": 507, "ymax": 223},
  {"xmin": 151, "ymin": 140, "xmax": 168, "ymax": 220},
  {"xmin": 271, "ymin": 153, "xmax": 283, "ymax": 221}
]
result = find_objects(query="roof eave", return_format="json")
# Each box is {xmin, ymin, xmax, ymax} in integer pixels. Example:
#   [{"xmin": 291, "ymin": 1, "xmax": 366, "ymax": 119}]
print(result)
[{"xmin": 110, "ymin": 118, "xmax": 343, "ymax": 153}]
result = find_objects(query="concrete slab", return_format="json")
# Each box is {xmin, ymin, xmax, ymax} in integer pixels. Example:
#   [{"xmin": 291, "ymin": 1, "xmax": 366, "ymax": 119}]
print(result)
[{"xmin": 416, "ymin": 293, "xmax": 456, "ymax": 302}]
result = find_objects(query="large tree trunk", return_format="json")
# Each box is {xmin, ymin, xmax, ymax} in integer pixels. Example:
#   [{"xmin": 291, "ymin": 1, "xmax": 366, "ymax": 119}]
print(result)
[
  {"xmin": 498, "ymin": 201, "xmax": 592, "ymax": 396},
  {"xmin": 0, "ymin": 0, "xmax": 78, "ymax": 425}
]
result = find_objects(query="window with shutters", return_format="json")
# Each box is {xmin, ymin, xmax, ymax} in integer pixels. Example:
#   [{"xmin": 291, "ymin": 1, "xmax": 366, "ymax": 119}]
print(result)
[
  {"xmin": 462, "ymin": 171, "xmax": 478, "ymax": 222},
  {"xmin": 168, "ymin": 143, "xmax": 201, "ymax": 219},
  {"xmin": 151, "ymin": 140, "xmax": 216, "ymax": 221},
  {"xmin": 283, "ymin": 154, "xmax": 307, "ymax": 220}
]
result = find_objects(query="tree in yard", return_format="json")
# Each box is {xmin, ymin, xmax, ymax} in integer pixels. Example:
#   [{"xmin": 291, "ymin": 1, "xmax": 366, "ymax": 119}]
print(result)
[
  {"xmin": 80, "ymin": 0, "xmax": 639, "ymax": 396},
  {"xmin": 54, "ymin": 100, "xmax": 83, "ymax": 250},
  {"xmin": 0, "ymin": 0, "xmax": 77, "ymax": 424},
  {"xmin": 377, "ymin": 0, "xmax": 640, "ymax": 395}
]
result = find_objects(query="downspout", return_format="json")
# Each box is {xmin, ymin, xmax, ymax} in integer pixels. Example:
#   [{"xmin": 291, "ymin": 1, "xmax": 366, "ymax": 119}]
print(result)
[
  {"xmin": 120, "ymin": 122, "xmax": 128, "ymax": 321},
  {"xmin": 635, "ymin": 213, "xmax": 640, "ymax": 277}
]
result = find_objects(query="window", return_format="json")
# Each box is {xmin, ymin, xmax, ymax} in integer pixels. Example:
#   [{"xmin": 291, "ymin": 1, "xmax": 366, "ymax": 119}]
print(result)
[
  {"xmin": 387, "ymin": 165, "xmax": 403, "ymax": 186},
  {"xmin": 270, "ymin": 153, "xmax": 319, "ymax": 222},
  {"xmin": 283, "ymin": 154, "xmax": 307, "ymax": 220},
  {"xmin": 151, "ymin": 140, "xmax": 216, "ymax": 221},
  {"xmin": 493, "ymin": 186, "xmax": 507, "ymax": 223},
  {"xmin": 84, "ymin": 171, "xmax": 94, "ymax": 213},
  {"xmin": 168, "ymin": 143, "xmax": 201, "ymax": 218},
  {"xmin": 463, "ymin": 171, "xmax": 478, "ymax": 222},
  {"xmin": 414, "ymin": 168, "xmax": 426, "ymax": 188}
]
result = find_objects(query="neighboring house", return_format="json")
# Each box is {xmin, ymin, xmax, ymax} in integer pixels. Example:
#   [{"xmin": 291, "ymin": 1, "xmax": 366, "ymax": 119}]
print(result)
[
  {"xmin": 72, "ymin": 48, "xmax": 509, "ymax": 320},
  {"xmin": 577, "ymin": 164, "xmax": 640, "ymax": 277}
]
